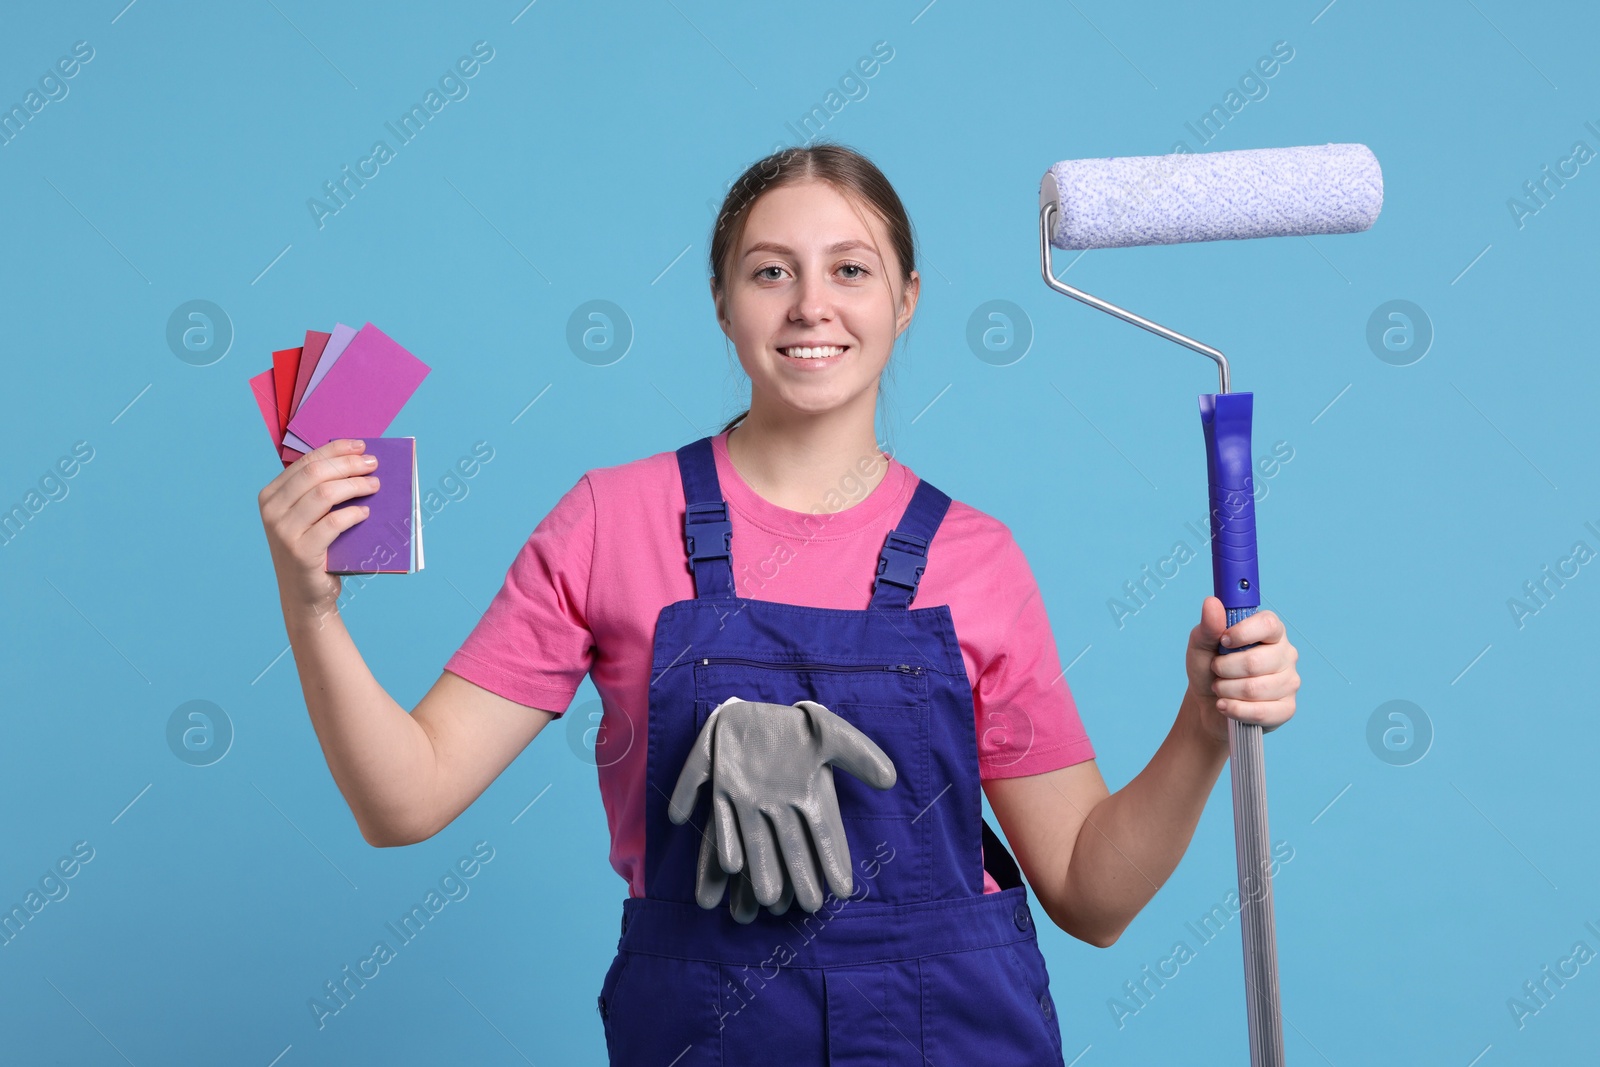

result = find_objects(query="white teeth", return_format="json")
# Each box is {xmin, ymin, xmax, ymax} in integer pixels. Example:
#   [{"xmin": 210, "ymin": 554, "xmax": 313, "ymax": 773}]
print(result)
[{"xmin": 782, "ymin": 346, "xmax": 846, "ymax": 359}]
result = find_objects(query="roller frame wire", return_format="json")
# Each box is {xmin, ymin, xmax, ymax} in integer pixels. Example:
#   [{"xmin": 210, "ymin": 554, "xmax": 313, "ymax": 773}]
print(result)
[
  {"xmin": 1039, "ymin": 200, "xmax": 1285, "ymax": 1067},
  {"xmin": 1039, "ymin": 203, "xmax": 1232, "ymax": 394}
]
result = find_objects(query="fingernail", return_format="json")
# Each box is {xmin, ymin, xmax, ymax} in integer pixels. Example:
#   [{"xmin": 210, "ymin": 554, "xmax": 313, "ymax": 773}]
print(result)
[
  {"xmin": 352, "ymin": 439, "xmax": 365, "ymax": 450},
  {"xmin": 1220, "ymin": 634, "xmax": 1232, "ymax": 646}
]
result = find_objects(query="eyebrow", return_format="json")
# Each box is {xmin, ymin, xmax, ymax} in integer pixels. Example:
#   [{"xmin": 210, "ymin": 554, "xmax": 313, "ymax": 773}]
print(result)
[{"xmin": 741, "ymin": 239, "xmax": 880, "ymax": 259}]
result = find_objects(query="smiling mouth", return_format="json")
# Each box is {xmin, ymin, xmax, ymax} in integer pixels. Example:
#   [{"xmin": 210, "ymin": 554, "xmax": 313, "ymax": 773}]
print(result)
[{"xmin": 778, "ymin": 345, "xmax": 850, "ymax": 360}]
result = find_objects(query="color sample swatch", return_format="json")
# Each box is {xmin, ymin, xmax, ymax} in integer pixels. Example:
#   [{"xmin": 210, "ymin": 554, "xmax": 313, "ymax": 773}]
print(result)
[
  {"xmin": 286, "ymin": 323, "xmax": 431, "ymax": 451},
  {"xmin": 283, "ymin": 322, "xmax": 359, "ymax": 456},
  {"xmin": 326, "ymin": 437, "xmax": 423, "ymax": 575},
  {"xmin": 247, "ymin": 321, "xmax": 428, "ymax": 574}
]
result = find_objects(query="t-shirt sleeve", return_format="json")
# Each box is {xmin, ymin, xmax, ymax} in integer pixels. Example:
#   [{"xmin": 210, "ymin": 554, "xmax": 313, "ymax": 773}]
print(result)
[
  {"xmin": 973, "ymin": 529, "xmax": 1096, "ymax": 778},
  {"xmin": 442, "ymin": 473, "xmax": 597, "ymax": 715}
]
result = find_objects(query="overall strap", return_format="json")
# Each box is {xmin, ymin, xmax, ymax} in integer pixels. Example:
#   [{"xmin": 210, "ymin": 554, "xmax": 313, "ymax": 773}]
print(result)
[
  {"xmin": 870, "ymin": 477, "xmax": 952, "ymax": 610},
  {"xmin": 675, "ymin": 437, "xmax": 735, "ymax": 599}
]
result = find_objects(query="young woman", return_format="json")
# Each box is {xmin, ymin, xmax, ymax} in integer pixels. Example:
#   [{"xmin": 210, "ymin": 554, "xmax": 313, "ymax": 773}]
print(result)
[{"xmin": 257, "ymin": 143, "xmax": 1300, "ymax": 1065}]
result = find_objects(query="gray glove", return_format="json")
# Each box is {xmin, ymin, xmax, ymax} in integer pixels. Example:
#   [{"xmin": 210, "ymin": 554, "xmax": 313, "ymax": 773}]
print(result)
[{"xmin": 668, "ymin": 696, "xmax": 897, "ymax": 923}]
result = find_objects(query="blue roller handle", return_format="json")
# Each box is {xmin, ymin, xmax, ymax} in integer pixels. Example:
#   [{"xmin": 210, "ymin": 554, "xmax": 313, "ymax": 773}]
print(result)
[
  {"xmin": 1199, "ymin": 389, "xmax": 1285, "ymax": 1067},
  {"xmin": 1199, "ymin": 391, "xmax": 1260, "ymax": 618}
]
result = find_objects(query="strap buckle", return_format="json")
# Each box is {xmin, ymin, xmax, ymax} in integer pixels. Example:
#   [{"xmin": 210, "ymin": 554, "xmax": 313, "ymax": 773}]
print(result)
[
  {"xmin": 684, "ymin": 500, "xmax": 732, "ymax": 569},
  {"xmin": 873, "ymin": 530, "xmax": 929, "ymax": 598}
]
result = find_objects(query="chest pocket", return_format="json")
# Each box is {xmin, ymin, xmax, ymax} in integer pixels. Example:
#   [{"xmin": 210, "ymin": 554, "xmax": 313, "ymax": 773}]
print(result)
[{"xmin": 691, "ymin": 658, "xmax": 932, "ymax": 826}]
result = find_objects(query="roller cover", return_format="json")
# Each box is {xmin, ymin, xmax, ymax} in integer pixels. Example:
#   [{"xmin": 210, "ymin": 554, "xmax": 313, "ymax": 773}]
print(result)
[{"xmin": 1042, "ymin": 143, "xmax": 1383, "ymax": 250}]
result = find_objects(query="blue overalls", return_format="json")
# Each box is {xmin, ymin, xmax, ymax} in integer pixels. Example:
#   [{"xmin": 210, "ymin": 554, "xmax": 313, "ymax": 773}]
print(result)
[{"xmin": 596, "ymin": 436, "xmax": 1067, "ymax": 1065}]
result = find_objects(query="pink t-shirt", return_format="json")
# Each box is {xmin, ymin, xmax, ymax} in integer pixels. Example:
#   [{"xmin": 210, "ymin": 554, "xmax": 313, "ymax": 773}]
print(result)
[{"xmin": 444, "ymin": 430, "xmax": 1095, "ymax": 897}]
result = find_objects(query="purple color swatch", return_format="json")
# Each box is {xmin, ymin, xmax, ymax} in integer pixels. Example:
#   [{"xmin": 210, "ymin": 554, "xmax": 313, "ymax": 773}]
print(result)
[{"xmin": 327, "ymin": 438, "xmax": 419, "ymax": 575}]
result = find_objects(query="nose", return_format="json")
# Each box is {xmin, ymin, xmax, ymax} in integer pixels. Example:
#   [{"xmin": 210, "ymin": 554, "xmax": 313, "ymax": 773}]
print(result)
[{"xmin": 789, "ymin": 266, "xmax": 834, "ymax": 325}]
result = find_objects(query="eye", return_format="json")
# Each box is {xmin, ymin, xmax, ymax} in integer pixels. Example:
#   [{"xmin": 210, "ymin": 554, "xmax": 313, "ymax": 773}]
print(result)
[{"xmin": 838, "ymin": 261, "xmax": 870, "ymax": 280}]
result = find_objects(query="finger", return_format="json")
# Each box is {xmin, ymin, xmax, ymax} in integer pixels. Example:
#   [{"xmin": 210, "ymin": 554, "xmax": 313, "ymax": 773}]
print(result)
[
  {"xmin": 261, "ymin": 438, "xmax": 365, "ymax": 508},
  {"xmin": 668, "ymin": 720, "xmax": 715, "ymax": 824},
  {"xmin": 770, "ymin": 807, "xmax": 824, "ymax": 914},
  {"xmin": 1188, "ymin": 596, "xmax": 1230, "ymax": 650},
  {"xmin": 297, "ymin": 491, "xmax": 383, "ymax": 558},
  {"xmin": 765, "ymin": 875, "xmax": 795, "ymax": 917},
  {"xmin": 825, "ymin": 729, "xmax": 896, "ymax": 791},
  {"xmin": 1215, "ymin": 695, "xmax": 1295, "ymax": 730},
  {"xmin": 283, "ymin": 473, "xmax": 383, "ymax": 552},
  {"xmin": 1210, "ymin": 643, "xmax": 1297, "ymax": 680},
  {"xmin": 729, "ymin": 868, "xmax": 760, "ymax": 925},
  {"xmin": 712, "ymin": 792, "xmax": 744, "ymax": 872},
  {"xmin": 737, "ymin": 806, "xmax": 784, "ymax": 906},
  {"xmin": 1212, "ymin": 670, "xmax": 1299, "ymax": 703},
  {"xmin": 289, "ymin": 501, "xmax": 374, "ymax": 562},
  {"xmin": 1221, "ymin": 609, "xmax": 1286, "ymax": 651},
  {"xmin": 797, "ymin": 701, "xmax": 896, "ymax": 790},
  {"xmin": 265, "ymin": 439, "xmax": 376, "ymax": 519},
  {"xmin": 806, "ymin": 777, "xmax": 855, "ymax": 902},
  {"xmin": 694, "ymin": 822, "xmax": 729, "ymax": 910}
]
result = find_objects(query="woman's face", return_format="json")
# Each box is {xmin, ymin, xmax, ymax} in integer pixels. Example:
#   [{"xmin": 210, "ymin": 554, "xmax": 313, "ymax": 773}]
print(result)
[{"xmin": 713, "ymin": 178, "xmax": 919, "ymax": 421}]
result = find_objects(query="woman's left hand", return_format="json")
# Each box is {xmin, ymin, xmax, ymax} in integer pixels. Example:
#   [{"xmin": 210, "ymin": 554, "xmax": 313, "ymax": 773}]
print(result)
[{"xmin": 1185, "ymin": 596, "xmax": 1300, "ymax": 745}]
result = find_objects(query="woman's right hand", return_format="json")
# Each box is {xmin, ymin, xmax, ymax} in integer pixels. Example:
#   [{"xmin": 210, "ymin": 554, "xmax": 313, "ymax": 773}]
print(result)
[{"xmin": 258, "ymin": 438, "xmax": 380, "ymax": 622}]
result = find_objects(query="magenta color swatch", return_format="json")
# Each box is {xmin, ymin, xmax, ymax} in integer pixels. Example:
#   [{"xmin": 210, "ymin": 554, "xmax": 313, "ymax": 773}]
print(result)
[{"xmin": 285, "ymin": 323, "xmax": 430, "ymax": 450}]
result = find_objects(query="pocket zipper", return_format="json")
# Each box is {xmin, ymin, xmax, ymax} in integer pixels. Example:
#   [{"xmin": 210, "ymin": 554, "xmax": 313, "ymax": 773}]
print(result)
[{"xmin": 697, "ymin": 656, "xmax": 924, "ymax": 676}]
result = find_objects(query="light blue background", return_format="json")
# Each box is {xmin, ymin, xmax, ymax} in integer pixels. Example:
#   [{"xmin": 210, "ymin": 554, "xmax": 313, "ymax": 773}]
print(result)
[{"xmin": 1, "ymin": 0, "xmax": 1595, "ymax": 1063}]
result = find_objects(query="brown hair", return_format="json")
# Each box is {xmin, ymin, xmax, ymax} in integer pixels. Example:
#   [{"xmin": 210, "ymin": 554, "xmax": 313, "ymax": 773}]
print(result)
[{"xmin": 708, "ymin": 141, "xmax": 918, "ymax": 435}]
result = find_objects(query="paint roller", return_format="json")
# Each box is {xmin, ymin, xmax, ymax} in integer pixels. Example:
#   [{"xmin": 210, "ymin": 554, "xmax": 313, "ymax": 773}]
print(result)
[{"xmin": 1037, "ymin": 142, "xmax": 1383, "ymax": 1067}]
